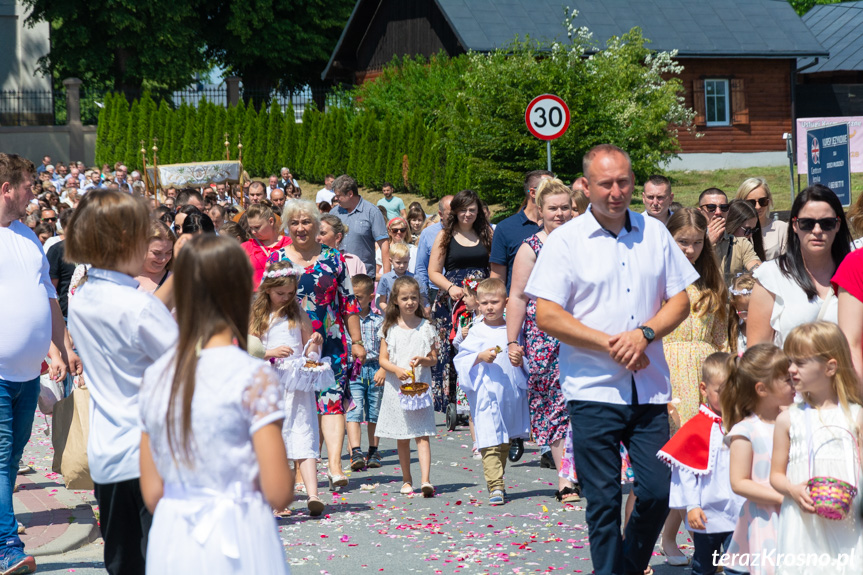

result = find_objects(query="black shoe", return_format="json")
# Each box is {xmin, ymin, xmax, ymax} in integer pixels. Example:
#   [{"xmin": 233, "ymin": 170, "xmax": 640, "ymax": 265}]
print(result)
[
  {"xmin": 508, "ymin": 438, "xmax": 524, "ymax": 462},
  {"xmin": 350, "ymin": 450, "xmax": 366, "ymax": 471},
  {"xmin": 539, "ymin": 451, "xmax": 556, "ymax": 469}
]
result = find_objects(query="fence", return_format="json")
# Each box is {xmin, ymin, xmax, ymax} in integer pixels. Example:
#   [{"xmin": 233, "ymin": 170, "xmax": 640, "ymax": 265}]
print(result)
[
  {"xmin": 0, "ymin": 81, "xmax": 342, "ymax": 127},
  {"xmin": 0, "ymin": 90, "xmax": 58, "ymax": 126}
]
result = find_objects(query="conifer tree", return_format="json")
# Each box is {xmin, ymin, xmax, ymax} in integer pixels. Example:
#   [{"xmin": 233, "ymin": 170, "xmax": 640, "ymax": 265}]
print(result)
[
  {"xmin": 265, "ymin": 99, "xmax": 283, "ymax": 175},
  {"xmin": 124, "ymin": 99, "xmax": 141, "ymax": 169}
]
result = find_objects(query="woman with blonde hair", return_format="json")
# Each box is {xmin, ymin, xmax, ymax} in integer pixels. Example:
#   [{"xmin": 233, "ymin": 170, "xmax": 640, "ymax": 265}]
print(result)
[
  {"xmin": 270, "ymin": 199, "xmax": 363, "ymax": 489},
  {"xmin": 506, "ymin": 178, "xmax": 581, "ymax": 503},
  {"xmin": 735, "ymin": 177, "xmax": 787, "ymax": 260}
]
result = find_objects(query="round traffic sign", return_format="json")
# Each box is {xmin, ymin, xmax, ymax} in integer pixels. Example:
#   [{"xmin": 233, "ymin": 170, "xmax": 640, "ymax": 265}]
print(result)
[{"xmin": 525, "ymin": 94, "xmax": 570, "ymax": 141}]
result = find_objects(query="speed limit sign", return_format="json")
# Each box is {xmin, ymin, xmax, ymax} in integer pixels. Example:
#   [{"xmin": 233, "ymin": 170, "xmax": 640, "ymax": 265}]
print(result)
[{"xmin": 525, "ymin": 94, "xmax": 570, "ymax": 141}]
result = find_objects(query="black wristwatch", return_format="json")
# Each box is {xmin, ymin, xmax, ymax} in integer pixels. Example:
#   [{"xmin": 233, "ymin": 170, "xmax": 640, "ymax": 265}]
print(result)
[{"xmin": 637, "ymin": 325, "xmax": 655, "ymax": 344}]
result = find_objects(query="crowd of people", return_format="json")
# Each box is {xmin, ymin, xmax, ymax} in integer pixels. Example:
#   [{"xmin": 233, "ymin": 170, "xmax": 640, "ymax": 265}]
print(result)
[{"xmin": 2, "ymin": 145, "xmax": 863, "ymax": 575}]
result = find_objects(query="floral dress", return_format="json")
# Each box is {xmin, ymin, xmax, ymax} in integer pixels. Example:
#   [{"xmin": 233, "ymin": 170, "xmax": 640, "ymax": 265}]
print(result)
[
  {"xmin": 269, "ymin": 245, "xmax": 360, "ymax": 415},
  {"xmin": 664, "ymin": 284, "xmax": 727, "ymax": 428},
  {"xmin": 522, "ymin": 235, "xmax": 569, "ymax": 447},
  {"xmin": 431, "ymin": 268, "xmax": 488, "ymax": 411}
]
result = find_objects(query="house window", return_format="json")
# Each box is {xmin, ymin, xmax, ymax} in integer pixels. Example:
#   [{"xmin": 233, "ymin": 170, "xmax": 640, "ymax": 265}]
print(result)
[{"xmin": 705, "ymin": 79, "xmax": 730, "ymax": 126}]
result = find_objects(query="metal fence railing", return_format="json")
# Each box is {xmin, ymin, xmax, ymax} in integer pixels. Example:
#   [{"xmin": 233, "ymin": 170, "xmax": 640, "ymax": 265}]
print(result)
[
  {"xmin": 0, "ymin": 83, "xmax": 345, "ymax": 126},
  {"xmin": 0, "ymin": 90, "xmax": 57, "ymax": 126}
]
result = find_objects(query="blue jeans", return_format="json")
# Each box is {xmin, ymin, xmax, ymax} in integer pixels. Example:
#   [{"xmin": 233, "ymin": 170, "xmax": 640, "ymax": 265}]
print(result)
[
  {"xmin": 0, "ymin": 377, "xmax": 40, "ymax": 549},
  {"xmin": 691, "ymin": 531, "xmax": 733, "ymax": 575},
  {"xmin": 568, "ymin": 399, "xmax": 670, "ymax": 575},
  {"xmin": 347, "ymin": 361, "xmax": 383, "ymax": 424}
]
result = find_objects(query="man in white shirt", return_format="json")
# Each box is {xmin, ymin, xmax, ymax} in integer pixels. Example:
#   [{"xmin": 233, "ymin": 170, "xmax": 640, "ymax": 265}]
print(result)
[
  {"xmin": 525, "ymin": 145, "xmax": 697, "ymax": 575},
  {"xmin": 0, "ymin": 153, "xmax": 78, "ymax": 573},
  {"xmin": 316, "ymin": 174, "xmax": 335, "ymax": 205}
]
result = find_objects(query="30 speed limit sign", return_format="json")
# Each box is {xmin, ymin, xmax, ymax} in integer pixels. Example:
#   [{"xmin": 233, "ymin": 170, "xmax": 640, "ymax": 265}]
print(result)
[{"xmin": 525, "ymin": 94, "xmax": 570, "ymax": 141}]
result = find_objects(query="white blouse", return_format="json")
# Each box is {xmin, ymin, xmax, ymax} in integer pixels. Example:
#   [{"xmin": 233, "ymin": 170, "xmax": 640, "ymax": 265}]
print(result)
[{"xmin": 754, "ymin": 260, "xmax": 837, "ymax": 347}]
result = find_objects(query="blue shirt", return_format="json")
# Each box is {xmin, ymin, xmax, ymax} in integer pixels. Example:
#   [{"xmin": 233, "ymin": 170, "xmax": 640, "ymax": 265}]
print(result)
[
  {"xmin": 489, "ymin": 209, "xmax": 541, "ymax": 291},
  {"xmin": 413, "ymin": 222, "xmax": 442, "ymax": 297},
  {"xmin": 357, "ymin": 309, "xmax": 383, "ymax": 362},
  {"xmin": 335, "ymin": 198, "xmax": 389, "ymax": 274}
]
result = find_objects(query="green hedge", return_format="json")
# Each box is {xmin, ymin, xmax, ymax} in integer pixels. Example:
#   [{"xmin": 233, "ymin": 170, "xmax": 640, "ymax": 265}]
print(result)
[{"xmin": 94, "ymin": 92, "xmax": 464, "ymax": 198}]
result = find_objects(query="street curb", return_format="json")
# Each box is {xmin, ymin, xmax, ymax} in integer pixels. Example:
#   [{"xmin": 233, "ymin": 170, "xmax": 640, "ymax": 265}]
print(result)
[
  {"xmin": 15, "ymin": 473, "xmax": 100, "ymax": 557},
  {"xmin": 29, "ymin": 503, "xmax": 100, "ymax": 557}
]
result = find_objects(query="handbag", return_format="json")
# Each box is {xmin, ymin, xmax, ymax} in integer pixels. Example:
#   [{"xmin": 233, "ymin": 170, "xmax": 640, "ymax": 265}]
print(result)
[{"xmin": 51, "ymin": 384, "xmax": 94, "ymax": 490}]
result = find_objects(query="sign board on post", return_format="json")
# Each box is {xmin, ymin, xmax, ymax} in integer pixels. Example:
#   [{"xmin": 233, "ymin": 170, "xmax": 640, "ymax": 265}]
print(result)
[
  {"xmin": 796, "ymin": 117, "xmax": 863, "ymax": 173},
  {"xmin": 806, "ymin": 123, "xmax": 851, "ymax": 207},
  {"xmin": 525, "ymin": 94, "xmax": 570, "ymax": 171}
]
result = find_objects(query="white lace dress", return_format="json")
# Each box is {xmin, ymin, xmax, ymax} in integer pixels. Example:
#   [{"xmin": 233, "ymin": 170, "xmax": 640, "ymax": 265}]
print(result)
[
  {"xmin": 776, "ymin": 403, "xmax": 862, "ymax": 575},
  {"xmin": 375, "ymin": 320, "xmax": 438, "ymax": 439},
  {"xmin": 261, "ymin": 315, "xmax": 319, "ymax": 459},
  {"xmin": 140, "ymin": 346, "xmax": 289, "ymax": 575}
]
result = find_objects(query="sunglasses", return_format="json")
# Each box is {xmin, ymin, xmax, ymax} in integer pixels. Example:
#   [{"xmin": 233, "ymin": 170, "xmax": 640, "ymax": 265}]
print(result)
[
  {"xmin": 738, "ymin": 226, "xmax": 755, "ymax": 236},
  {"xmin": 793, "ymin": 217, "xmax": 840, "ymax": 232},
  {"xmin": 701, "ymin": 203, "xmax": 730, "ymax": 212},
  {"xmin": 42, "ymin": 217, "xmax": 57, "ymax": 222},
  {"xmin": 390, "ymin": 228, "xmax": 407, "ymax": 233},
  {"xmin": 747, "ymin": 198, "xmax": 770, "ymax": 207}
]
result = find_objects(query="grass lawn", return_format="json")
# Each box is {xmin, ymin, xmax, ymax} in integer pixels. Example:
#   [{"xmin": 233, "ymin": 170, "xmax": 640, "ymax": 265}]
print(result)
[{"xmin": 658, "ymin": 167, "xmax": 863, "ymax": 212}]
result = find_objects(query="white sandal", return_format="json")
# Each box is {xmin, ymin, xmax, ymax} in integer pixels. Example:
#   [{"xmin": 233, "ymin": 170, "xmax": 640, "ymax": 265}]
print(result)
[{"xmin": 400, "ymin": 482, "xmax": 413, "ymax": 495}]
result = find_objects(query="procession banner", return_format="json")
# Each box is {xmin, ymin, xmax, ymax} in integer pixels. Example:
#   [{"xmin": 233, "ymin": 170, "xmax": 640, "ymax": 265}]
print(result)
[
  {"xmin": 796, "ymin": 116, "xmax": 863, "ymax": 173},
  {"xmin": 146, "ymin": 161, "xmax": 243, "ymax": 189}
]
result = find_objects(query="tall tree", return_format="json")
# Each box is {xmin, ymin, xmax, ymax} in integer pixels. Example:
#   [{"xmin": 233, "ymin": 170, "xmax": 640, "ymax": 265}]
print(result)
[
  {"xmin": 23, "ymin": 0, "xmax": 208, "ymax": 97},
  {"xmin": 200, "ymin": 0, "xmax": 354, "ymax": 107},
  {"xmin": 787, "ymin": 0, "xmax": 841, "ymax": 15}
]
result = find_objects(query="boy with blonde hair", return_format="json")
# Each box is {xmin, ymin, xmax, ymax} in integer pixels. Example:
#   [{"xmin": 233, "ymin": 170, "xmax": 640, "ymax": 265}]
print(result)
[
  {"xmin": 453, "ymin": 279, "xmax": 529, "ymax": 505},
  {"xmin": 376, "ymin": 242, "xmax": 426, "ymax": 312}
]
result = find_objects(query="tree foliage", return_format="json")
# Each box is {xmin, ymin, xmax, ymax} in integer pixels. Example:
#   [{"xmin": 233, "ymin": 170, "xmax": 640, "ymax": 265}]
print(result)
[
  {"xmin": 787, "ymin": 0, "xmax": 841, "ymax": 16},
  {"xmin": 23, "ymin": 0, "xmax": 207, "ymax": 96}
]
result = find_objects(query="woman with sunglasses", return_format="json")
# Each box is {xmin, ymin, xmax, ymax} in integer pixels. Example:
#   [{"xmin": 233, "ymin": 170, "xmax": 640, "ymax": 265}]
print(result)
[
  {"xmin": 735, "ymin": 177, "xmax": 788, "ymax": 260},
  {"xmin": 748, "ymin": 184, "xmax": 851, "ymax": 346},
  {"xmin": 713, "ymin": 200, "xmax": 764, "ymax": 284}
]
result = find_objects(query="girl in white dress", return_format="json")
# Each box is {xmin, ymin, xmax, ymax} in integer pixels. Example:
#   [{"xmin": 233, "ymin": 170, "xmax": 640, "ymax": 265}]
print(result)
[
  {"xmin": 251, "ymin": 261, "xmax": 324, "ymax": 516},
  {"xmin": 771, "ymin": 321, "xmax": 863, "ymax": 575},
  {"xmin": 376, "ymin": 276, "xmax": 439, "ymax": 497},
  {"xmin": 139, "ymin": 234, "xmax": 294, "ymax": 575}
]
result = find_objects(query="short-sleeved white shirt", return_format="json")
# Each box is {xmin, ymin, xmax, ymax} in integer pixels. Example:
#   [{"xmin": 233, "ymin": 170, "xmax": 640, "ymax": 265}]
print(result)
[
  {"xmin": 525, "ymin": 208, "xmax": 698, "ymax": 405},
  {"xmin": 68, "ymin": 268, "xmax": 178, "ymax": 483},
  {"xmin": 0, "ymin": 220, "xmax": 58, "ymax": 382}
]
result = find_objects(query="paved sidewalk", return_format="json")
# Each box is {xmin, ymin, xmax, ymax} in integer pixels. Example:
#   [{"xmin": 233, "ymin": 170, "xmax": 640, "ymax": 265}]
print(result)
[{"xmin": 16, "ymin": 412, "xmax": 101, "ymax": 558}]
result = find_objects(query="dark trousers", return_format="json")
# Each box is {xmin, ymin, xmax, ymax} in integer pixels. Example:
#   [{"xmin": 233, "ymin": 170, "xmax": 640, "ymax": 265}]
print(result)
[
  {"xmin": 691, "ymin": 531, "xmax": 733, "ymax": 575},
  {"xmin": 568, "ymin": 399, "xmax": 670, "ymax": 575},
  {"xmin": 94, "ymin": 478, "xmax": 152, "ymax": 575}
]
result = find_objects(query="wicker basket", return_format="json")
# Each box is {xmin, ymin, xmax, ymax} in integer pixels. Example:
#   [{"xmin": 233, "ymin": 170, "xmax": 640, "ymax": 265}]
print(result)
[
  {"xmin": 399, "ymin": 382, "xmax": 429, "ymax": 396},
  {"xmin": 805, "ymin": 419, "xmax": 861, "ymax": 521},
  {"xmin": 399, "ymin": 381, "xmax": 431, "ymax": 411}
]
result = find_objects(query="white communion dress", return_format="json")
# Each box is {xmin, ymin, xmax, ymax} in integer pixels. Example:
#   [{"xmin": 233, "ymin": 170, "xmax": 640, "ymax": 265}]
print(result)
[
  {"xmin": 262, "ymin": 315, "xmax": 320, "ymax": 459},
  {"xmin": 140, "ymin": 346, "xmax": 289, "ymax": 574},
  {"xmin": 775, "ymin": 403, "xmax": 862, "ymax": 575}
]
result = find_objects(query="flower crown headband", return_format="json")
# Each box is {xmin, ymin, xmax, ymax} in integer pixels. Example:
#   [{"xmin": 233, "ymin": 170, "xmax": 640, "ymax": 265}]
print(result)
[
  {"xmin": 262, "ymin": 267, "xmax": 303, "ymax": 281},
  {"xmin": 462, "ymin": 277, "xmax": 480, "ymax": 291},
  {"xmin": 729, "ymin": 288, "xmax": 752, "ymax": 296}
]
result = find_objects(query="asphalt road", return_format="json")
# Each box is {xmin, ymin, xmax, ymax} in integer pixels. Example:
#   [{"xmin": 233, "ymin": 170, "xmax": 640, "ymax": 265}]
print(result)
[{"xmin": 24, "ymin": 412, "xmax": 693, "ymax": 574}]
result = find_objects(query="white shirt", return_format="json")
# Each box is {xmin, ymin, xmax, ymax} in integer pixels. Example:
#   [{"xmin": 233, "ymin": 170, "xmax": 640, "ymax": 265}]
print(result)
[
  {"xmin": 753, "ymin": 259, "xmax": 837, "ymax": 347},
  {"xmin": 68, "ymin": 268, "xmax": 178, "ymax": 483},
  {"xmin": 316, "ymin": 188, "xmax": 335, "ymax": 205},
  {"xmin": 453, "ymin": 321, "xmax": 530, "ymax": 449},
  {"xmin": 524, "ymin": 208, "xmax": 698, "ymax": 405},
  {"xmin": 0, "ymin": 221, "xmax": 57, "ymax": 382}
]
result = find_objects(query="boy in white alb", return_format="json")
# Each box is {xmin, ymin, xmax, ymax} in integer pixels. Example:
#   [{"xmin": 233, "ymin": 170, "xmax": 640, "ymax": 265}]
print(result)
[
  {"xmin": 453, "ymin": 278, "xmax": 529, "ymax": 506},
  {"xmin": 657, "ymin": 353, "xmax": 742, "ymax": 575}
]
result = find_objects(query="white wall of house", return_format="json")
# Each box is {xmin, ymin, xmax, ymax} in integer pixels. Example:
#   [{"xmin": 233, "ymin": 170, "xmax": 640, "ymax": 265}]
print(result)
[{"xmin": 0, "ymin": 0, "xmax": 51, "ymax": 91}]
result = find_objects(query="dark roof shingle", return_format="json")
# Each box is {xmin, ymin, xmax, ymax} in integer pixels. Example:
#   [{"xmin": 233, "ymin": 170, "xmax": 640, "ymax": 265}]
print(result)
[
  {"xmin": 801, "ymin": 2, "xmax": 863, "ymax": 72},
  {"xmin": 435, "ymin": 0, "xmax": 826, "ymax": 58}
]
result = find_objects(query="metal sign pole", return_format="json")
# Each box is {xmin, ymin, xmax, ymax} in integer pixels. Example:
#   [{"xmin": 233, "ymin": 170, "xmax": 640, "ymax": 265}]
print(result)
[{"xmin": 547, "ymin": 141, "xmax": 552, "ymax": 172}]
